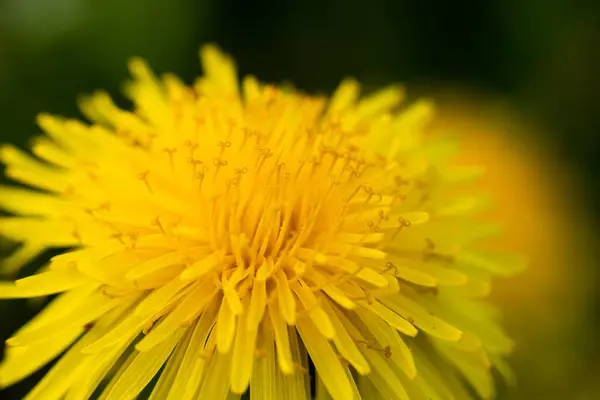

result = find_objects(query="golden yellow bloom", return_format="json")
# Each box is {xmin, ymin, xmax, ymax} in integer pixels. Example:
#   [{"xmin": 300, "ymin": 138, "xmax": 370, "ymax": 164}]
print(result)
[{"xmin": 0, "ymin": 46, "xmax": 523, "ymax": 400}]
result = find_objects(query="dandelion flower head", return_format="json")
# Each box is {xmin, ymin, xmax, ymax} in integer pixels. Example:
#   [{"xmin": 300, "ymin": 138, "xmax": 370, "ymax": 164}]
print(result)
[{"xmin": 0, "ymin": 46, "xmax": 524, "ymax": 399}]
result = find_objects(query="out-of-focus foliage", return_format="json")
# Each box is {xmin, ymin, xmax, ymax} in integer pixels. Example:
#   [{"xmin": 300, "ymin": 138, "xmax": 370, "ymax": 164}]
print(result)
[{"xmin": 0, "ymin": 0, "xmax": 599, "ymax": 399}]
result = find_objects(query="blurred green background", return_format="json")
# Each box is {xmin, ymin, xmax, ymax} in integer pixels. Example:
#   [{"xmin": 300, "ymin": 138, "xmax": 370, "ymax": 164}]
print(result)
[{"xmin": 0, "ymin": 0, "xmax": 599, "ymax": 399}]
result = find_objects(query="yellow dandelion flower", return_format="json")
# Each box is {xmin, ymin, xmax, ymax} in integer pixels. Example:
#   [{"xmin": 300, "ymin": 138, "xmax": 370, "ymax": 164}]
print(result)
[{"xmin": 0, "ymin": 45, "xmax": 524, "ymax": 400}]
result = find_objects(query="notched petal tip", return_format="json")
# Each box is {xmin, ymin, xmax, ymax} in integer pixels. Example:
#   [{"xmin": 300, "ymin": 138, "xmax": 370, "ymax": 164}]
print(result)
[
  {"xmin": 127, "ymin": 56, "xmax": 153, "ymax": 79},
  {"xmin": 200, "ymin": 43, "xmax": 227, "ymax": 61},
  {"xmin": 0, "ymin": 144, "xmax": 16, "ymax": 164},
  {"xmin": 200, "ymin": 43, "xmax": 237, "ymax": 75},
  {"xmin": 35, "ymin": 112, "xmax": 55, "ymax": 129}
]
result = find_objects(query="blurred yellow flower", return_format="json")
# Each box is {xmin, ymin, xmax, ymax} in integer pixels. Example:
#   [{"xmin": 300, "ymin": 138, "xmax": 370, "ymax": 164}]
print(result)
[
  {"xmin": 0, "ymin": 46, "xmax": 523, "ymax": 399},
  {"xmin": 431, "ymin": 99, "xmax": 594, "ymax": 399},
  {"xmin": 431, "ymin": 101, "xmax": 580, "ymax": 312}
]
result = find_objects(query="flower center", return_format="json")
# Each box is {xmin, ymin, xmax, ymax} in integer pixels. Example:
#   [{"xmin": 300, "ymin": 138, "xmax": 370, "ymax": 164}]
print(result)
[{"xmin": 186, "ymin": 121, "xmax": 389, "ymax": 288}]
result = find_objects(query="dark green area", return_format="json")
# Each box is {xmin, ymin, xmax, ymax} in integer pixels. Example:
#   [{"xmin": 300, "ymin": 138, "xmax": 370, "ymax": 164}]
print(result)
[{"xmin": 0, "ymin": 0, "xmax": 599, "ymax": 399}]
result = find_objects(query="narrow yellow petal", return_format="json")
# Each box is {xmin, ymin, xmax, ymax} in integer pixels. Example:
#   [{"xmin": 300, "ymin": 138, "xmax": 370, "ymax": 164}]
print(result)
[
  {"xmin": 304, "ymin": 270, "xmax": 356, "ymax": 309},
  {"xmin": 148, "ymin": 328, "xmax": 192, "ymax": 400},
  {"xmin": 433, "ymin": 297, "xmax": 513, "ymax": 353},
  {"xmin": 167, "ymin": 297, "xmax": 219, "ymax": 400},
  {"xmin": 354, "ymin": 306, "xmax": 417, "ymax": 378},
  {"xmin": 268, "ymin": 301, "xmax": 294, "ymax": 375},
  {"xmin": 0, "ymin": 218, "xmax": 79, "ymax": 247},
  {"xmin": 36, "ymin": 113, "xmax": 105, "ymax": 154},
  {"xmin": 489, "ymin": 353, "xmax": 516, "ymax": 387},
  {"xmin": 352, "ymin": 86, "xmax": 404, "ymax": 126},
  {"xmin": 319, "ymin": 366, "xmax": 362, "ymax": 400},
  {"xmin": 275, "ymin": 269, "xmax": 296, "ymax": 324},
  {"xmin": 83, "ymin": 315, "xmax": 146, "ymax": 355},
  {"xmin": 316, "ymin": 375, "xmax": 334, "ymax": 400},
  {"xmin": 458, "ymin": 251, "xmax": 527, "ymax": 277},
  {"xmin": 256, "ymin": 258, "xmax": 275, "ymax": 281},
  {"xmin": 125, "ymin": 57, "xmax": 170, "ymax": 128},
  {"xmin": 49, "ymin": 246, "xmax": 121, "ymax": 270},
  {"xmin": 359, "ymin": 346, "xmax": 409, "ymax": 400},
  {"xmin": 392, "ymin": 264, "xmax": 438, "ymax": 287},
  {"xmin": 216, "ymin": 297, "xmax": 236, "ymax": 353},
  {"xmin": 0, "ymin": 144, "xmax": 69, "ymax": 193},
  {"xmin": 418, "ymin": 262, "xmax": 468, "ymax": 286},
  {"xmin": 3, "ymin": 166, "xmax": 68, "ymax": 193},
  {"xmin": 326, "ymin": 79, "xmax": 360, "ymax": 118},
  {"xmin": 433, "ymin": 340, "xmax": 494, "ymax": 399},
  {"xmin": 390, "ymin": 334, "xmax": 417, "ymax": 379},
  {"xmin": 222, "ymin": 274, "xmax": 243, "ymax": 316},
  {"xmin": 247, "ymin": 278, "xmax": 266, "ymax": 330},
  {"xmin": 180, "ymin": 251, "xmax": 228, "ymax": 281},
  {"xmin": 357, "ymin": 375, "xmax": 385, "ymax": 400},
  {"xmin": 66, "ymin": 344, "xmax": 132, "ymax": 400},
  {"xmin": 25, "ymin": 347, "xmax": 92, "ymax": 400},
  {"xmin": 319, "ymin": 256, "xmax": 388, "ymax": 288},
  {"xmin": 196, "ymin": 351, "xmax": 233, "ymax": 400},
  {"xmin": 200, "ymin": 44, "xmax": 239, "ymax": 96},
  {"xmin": 13, "ymin": 285, "xmax": 97, "ymax": 335},
  {"xmin": 30, "ymin": 136, "xmax": 76, "ymax": 169},
  {"xmin": 0, "ymin": 270, "xmax": 86, "ymax": 299},
  {"xmin": 24, "ymin": 303, "xmax": 135, "ymax": 400},
  {"xmin": 380, "ymin": 293, "xmax": 463, "ymax": 341},
  {"xmin": 98, "ymin": 352, "xmax": 137, "ymax": 400},
  {"xmin": 282, "ymin": 327, "xmax": 312, "ymax": 400},
  {"xmin": 0, "ymin": 242, "xmax": 46, "ymax": 275},
  {"xmin": 0, "ymin": 185, "xmax": 63, "ymax": 216},
  {"xmin": 292, "ymin": 280, "xmax": 335, "ymax": 339},
  {"xmin": 230, "ymin": 298, "xmax": 258, "ymax": 394},
  {"xmin": 105, "ymin": 329, "xmax": 183, "ymax": 400},
  {"xmin": 242, "ymin": 75, "xmax": 261, "ymax": 102},
  {"xmin": 8, "ymin": 291, "xmax": 125, "ymax": 347},
  {"xmin": 296, "ymin": 316, "xmax": 353, "ymax": 400},
  {"xmin": 411, "ymin": 345, "xmax": 456, "ymax": 400},
  {"xmin": 321, "ymin": 299, "xmax": 370, "ymax": 375},
  {"xmin": 135, "ymin": 277, "xmax": 190, "ymax": 317},
  {"xmin": 335, "ymin": 232, "xmax": 384, "ymax": 244},
  {"xmin": 0, "ymin": 327, "xmax": 81, "ymax": 387},
  {"xmin": 77, "ymin": 90, "xmax": 119, "ymax": 125},
  {"xmin": 250, "ymin": 323, "xmax": 278, "ymax": 400},
  {"xmin": 136, "ymin": 280, "xmax": 216, "ymax": 352},
  {"xmin": 358, "ymin": 300, "xmax": 418, "ymax": 337},
  {"xmin": 125, "ymin": 247, "xmax": 210, "ymax": 280}
]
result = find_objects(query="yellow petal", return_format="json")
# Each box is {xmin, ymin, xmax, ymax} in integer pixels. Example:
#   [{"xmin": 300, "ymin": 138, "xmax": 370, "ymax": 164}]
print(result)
[
  {"xmin": 195, "ymin": 351, "xmax": 233, "ymax": 400},
  {"xmin": 292, "ymin": 281, "xmax": 335, "ymax": 339},
  {"xmin": 0, "ymin": 327, "xmax": 82, "ymax": 387},
  {"xmin": 268, "ymin": 301, "xmax": 294, "ymax": 375},
  {"xmin": 296, "ymin": 316, "xmax": 354, "ymax": 400},
  {"xmin": 148, "ymin": 329, "xmax": 192, "ymax": 400},
  {"xmin": 230, "ymin": 298, "xmax": 258, "ymax": 394},
  {"xmin": 167, "ymin": 297, "xmax": 219, "ymax": 400},
  {"xmin": 380, "ymin": 293, "xmax": 462, "ymax": 342},
  {"xmin": 0, "ymin": 270, "xmax": 87, "ymax": 299},
  {"xmin": 250, "ymin": 324, "xmax": 278, "ymax": 400},
  {"xmin": 136, "ymin": 280, "xmax": 217, "ymax": 352},
  {"xmin": 321, "ymin": 299, "xmax": 370, "ymax": 375},
  {"xmin": 104, "ymin": 329, "xmax": 183, "ymax": 400},
  {"xmin": 275, "ymin": 270, "xmax": 296, "ymax": 325},
  {"xmin": 216, "ymin": 297, "xmax": 236, "ymax": 353}
]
